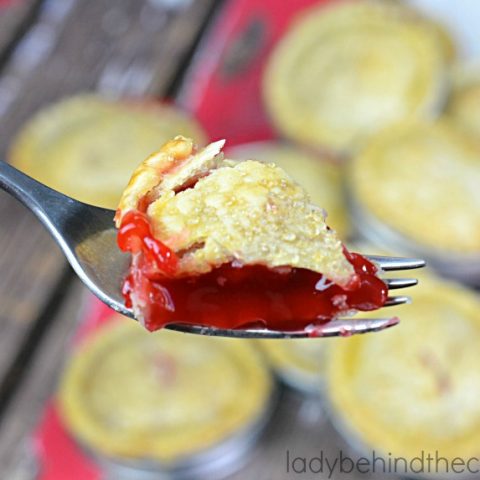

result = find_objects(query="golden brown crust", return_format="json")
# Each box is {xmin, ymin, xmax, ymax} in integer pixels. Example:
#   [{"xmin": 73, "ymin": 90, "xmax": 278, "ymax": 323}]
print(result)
[
  {"xmin": 263, "ymin": 0, "xmax": 446, "ymax": 155},
  {"xmin": 115, "ymin": 136, "xmax": 200, "ymax": 224},
  {"xmin": 327, "ymin": 276, "xmax": 480, "ymax": 461},
  {"xmin": 228, "ymin": 141, "xmax": 349, "ymax": 239},
  {"xmin": 349, "ymin": 120, "xmax": 480, "ymax": 253},
  {"xmin": 116, "ymin": 136, "xmax": 355, "ymax": 286},
  {"xmin": 9, "ymin": 95, "xmax": 206, "ymax": 209},
  {"xmin": 59, "ymin": 319, "xmax": 272, "ymax": 461}
]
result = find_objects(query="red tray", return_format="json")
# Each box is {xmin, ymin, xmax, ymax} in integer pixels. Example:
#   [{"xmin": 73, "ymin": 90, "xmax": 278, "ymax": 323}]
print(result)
[
  {"xmin": 179, "ymin": 0, "xmax": 330, "ymax": 146},
  {"xmin": 34, "ymin": 300, "xmax": 119, "ymax": 480},
  {"xmin": 33, "ymin": 0, "xmax": 334, "ymax": 478}
]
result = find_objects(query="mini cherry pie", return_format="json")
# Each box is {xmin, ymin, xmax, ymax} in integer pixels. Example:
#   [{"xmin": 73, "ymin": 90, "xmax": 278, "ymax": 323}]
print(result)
[{"xmin": 115, "ymin": 136, "xmax": 387, "ymax": 331}]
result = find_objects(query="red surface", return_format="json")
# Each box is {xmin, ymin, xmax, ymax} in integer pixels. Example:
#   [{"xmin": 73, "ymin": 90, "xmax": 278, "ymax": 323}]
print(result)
[
  {"xmin": 33, "ymin": 0, "xmax": 341, "ymax": 477},
  {"xmin": 34, "ymin": 302, "xmax": 117, "ymax": 480},
  {"xmin": 179, "ymin": 0, "xmax": 331, "ymax": 146},
  {"xmin": 118, "ymin": 210, "xmax": 178, "ymax": 276},
  {"xmin": 35, "ymin": 406, "xmax": 101, "ymax": 480},
  {"xmin": 0, "ymin": 0, "xmax": 21, "ymax": 8}
]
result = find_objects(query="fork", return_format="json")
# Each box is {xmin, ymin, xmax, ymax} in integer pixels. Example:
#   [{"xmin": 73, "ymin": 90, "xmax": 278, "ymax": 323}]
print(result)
[{"xmin": 0, "ymin": 161, "xmax": 425, "ymax": 338}]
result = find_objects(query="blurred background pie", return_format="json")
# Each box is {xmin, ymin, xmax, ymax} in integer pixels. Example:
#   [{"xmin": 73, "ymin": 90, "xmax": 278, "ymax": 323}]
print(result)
[
  {"xmin": 59, "ymin": 317, "xmax": 273, "ymax": 474},
  {"xmin": 347, "ymin": 119, "xmax": 480, "ymax": 282},
  {"xmin": 326, "ymin": 274, "xmax": 480, "ymax": 465},
  {"xmin": 263, "ymin": 0, "xmax": 450, "ymax": 156},
  {"xmin": 9, "ymin": 94, "xmax": 206, "ymax": 209}
]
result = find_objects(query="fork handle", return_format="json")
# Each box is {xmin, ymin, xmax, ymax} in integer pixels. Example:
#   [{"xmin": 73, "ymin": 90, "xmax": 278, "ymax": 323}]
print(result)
[{"xmin": 0, "ymin": 160, "xmax": 79, "ymax": 230}]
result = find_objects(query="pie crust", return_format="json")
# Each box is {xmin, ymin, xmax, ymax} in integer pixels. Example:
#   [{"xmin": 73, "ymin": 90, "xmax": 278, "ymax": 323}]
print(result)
[
  {"xmin": 263, "ymin": 0, "xmax": 447, "ymax": 155},
  {"xmin": 327, "ymin": 275, "xmax": 480, "ymax": 461},
  {"xmin": 349, "ymin": 120, "xmax": 480, "ymax": 253},
  {"xmin": 9, "ymin": 94, "xmax": 206, "ymax": 209},
  {"xmin": 116, "ymin": 136, "xmax": 353, "ymax": 283},
  {"xmin": 227, "ymin": 141, "xmax": 349, "ymax": 239},
  {"xmin": 59, "ymin": 318, "xmax": 273, "ymax": 462}
]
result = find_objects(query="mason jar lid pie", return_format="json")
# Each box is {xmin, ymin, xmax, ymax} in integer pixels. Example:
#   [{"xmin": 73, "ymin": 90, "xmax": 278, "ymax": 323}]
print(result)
[
  {"xmin": 263, "ymin": 0, "xmax": 448, "ymax": 156},
  {"xmin": 326, "ymin": 275, "xmax": 480, "ymax": 474},
  {"xmin": 9, "ymin": 94, "xmax": 206, "ymax": 209},
  {"xmin": 58, "ymin": 318, "xmax": 274, "ymax": 477},
  {"xmin": 348, "ymin": 119, "xmax": 480, "ymax": 283}
]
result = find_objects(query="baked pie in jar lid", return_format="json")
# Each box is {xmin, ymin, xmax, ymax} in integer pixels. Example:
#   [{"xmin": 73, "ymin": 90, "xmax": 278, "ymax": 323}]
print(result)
[
  {"xmin": 263, "ymin": 0, "xmax": 448, "ymax": 156},
  {"xmin": 8, "ymin": 94, "xmax": 206, "ymax": 209},
  {"xmin": 348, "ymin": 119, "xmax": 480, "ymax": 283},
  {"xmin": 326, "ymin": 275, "xmax": 480, "ymax": 475},
  {"xmin": 58, "ymin": 318, "xmax": 274, "ymax": 477},
  {"xmin": 227, "ymin": 141, "xmax": 349, "ymax": 240}
]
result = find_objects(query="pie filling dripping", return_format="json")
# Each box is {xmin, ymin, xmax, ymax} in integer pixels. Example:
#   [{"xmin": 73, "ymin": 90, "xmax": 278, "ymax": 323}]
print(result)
[{"xmin": 117, "ymin": 211, "xmax": 388, "ymax": 332}]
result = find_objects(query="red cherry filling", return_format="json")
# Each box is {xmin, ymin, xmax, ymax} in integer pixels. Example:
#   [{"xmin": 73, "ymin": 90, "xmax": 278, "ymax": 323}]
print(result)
[{"xmin": 118, "ymin": 211, "xmax": 388, "ymax": 332}]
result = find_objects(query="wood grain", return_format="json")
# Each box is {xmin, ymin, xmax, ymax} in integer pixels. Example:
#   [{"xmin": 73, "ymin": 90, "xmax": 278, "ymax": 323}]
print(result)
[
  {"xmin": 0, "ymin": 192, "xmax": 67, "ymax": 385},
  {"xmin": 0, "ymin": 0, "xmax": 217, "ymax": 153},
  {"xmin": 0, "ymin": 279, "xmax": 86, "ymax": 475},
  {"xmin": 0, "ymin": 0, "xmax": 41, "ymax": 65}
]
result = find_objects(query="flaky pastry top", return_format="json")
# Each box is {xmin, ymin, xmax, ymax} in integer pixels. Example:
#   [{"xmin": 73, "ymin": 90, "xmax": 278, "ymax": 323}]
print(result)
[{"xmin": 116, "ymin": 136, "xmax": 354, "ymax": 286}]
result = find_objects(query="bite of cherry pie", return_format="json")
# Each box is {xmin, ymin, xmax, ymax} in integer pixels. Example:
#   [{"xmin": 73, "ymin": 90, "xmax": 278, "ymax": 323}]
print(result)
[{"xmin": 115, "ymin": 136, "xmax": 387, "ymax": 332}]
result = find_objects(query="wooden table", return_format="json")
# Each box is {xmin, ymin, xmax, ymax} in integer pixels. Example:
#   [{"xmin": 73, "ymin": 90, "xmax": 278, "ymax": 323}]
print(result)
[{"xmin": 0, "ymin": 2, "xmax": 387, "ymax": 479}]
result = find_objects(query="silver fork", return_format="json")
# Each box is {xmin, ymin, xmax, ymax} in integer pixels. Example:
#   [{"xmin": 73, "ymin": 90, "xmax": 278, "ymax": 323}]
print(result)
[{"xmin": 0, "ymin": 161, "xmax": 425, "ymax": 338}]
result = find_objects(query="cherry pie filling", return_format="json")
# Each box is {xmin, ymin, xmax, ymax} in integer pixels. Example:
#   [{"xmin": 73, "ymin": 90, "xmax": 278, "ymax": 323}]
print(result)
[{"xmin": 117, "ymin": 211, "xmax": 388, "ymax": 332}]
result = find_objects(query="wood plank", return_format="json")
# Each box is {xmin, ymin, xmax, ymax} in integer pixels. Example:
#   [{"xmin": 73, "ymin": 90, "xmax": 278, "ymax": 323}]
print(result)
[
  {"xmin": 0, "ymin": 0, "xmax": 41, "ymax": 65},
  {"xmin": 0, "ymin": 0, "xmax": 216, "ymax": 401},
  {"xmin": 0, "ymin": 279, "xmax": 86, "ymax": 475},
  {"xmin": 0, "ymin": 0, "xmax": 217, "ymax": 153},
  {"xmin": 0, "ymin": 193, "xmax": 67, "ymax": 384}
]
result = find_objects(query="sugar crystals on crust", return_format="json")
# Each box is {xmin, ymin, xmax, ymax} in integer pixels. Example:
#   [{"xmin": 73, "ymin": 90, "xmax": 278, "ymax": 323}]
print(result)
[{"xmin": 116, "ymin": 136, "xmax": 354, "ymax": 287}]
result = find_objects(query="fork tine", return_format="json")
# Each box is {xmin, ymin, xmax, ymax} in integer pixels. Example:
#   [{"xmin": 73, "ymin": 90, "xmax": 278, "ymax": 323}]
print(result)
[
  {"xmin": 308, "ymin": 317, "xmax": 400, "ymax": 337},
  {"xmin": 366, "ymin": 255, "xmax": 426, "ymax": 271},
  {"xmin": 385, "ymin": 278, "xmax": 418, "ymax": 289},
  {"xmin": 167, "ymin": 317, "xmax": 400, "ymax": 338},
  {"xmin": 384, "ymin": 295, "xmax": 411, "ymax": 307}
]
